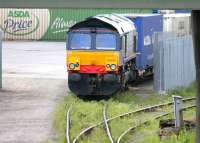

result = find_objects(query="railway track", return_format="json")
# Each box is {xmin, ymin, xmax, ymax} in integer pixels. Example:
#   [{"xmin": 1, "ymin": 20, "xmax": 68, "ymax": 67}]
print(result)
[
  {"xmin": 103, "ymin": 103, "xmax": 115, "ymax": 143},
  {"xmin": 116, "ymin": 111, "xmax": 172, "ymax": 143},
  {"xmin": 67, "ymin": 97, "xmax": 196, "ymax": 143},
  {"xmin": 66, "ymin": 106, "xmax": 72, "ymax": 143},
  {"xmin": 116, "ymin": 104, "xmax": 196, "ymax": 143}
]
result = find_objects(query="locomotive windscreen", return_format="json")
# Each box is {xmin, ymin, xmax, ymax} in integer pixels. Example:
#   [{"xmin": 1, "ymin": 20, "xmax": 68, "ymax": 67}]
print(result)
[
  {"xmin": 96, "ymin": 34, "xmax": 116, "ymax": 50},
  {"xmin": 68, "ymin": 31, "xmax": 118, "ymax": 50},
  {"xmin": 70, "ymin": 33, "xmax": 91, "ymax": 50}
]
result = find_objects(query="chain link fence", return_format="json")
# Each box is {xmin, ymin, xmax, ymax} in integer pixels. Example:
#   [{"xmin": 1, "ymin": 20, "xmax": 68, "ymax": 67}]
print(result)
[{"xmin": 153, "ymin": 32, "xmax": 196, "ymax": 93}]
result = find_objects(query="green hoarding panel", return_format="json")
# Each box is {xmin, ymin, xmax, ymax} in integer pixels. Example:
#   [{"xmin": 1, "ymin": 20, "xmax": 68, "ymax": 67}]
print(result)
[
  {"xmin": 42, "ymin": 8, "xmax": 151, "ymax": 40},
  {"xmin": 0, "ymin": 8, "xmax": 151, "ymax": 41}
]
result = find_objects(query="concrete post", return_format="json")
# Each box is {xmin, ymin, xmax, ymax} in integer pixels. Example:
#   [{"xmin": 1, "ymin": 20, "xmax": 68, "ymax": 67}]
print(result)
[{"xmin": 173, "ymin": 95, "xmax": 183, "ymax": 128}]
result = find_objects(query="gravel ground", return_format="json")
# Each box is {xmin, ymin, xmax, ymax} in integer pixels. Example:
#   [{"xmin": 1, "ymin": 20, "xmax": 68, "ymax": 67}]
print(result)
[
  {"xmin": 0, "ymin": 41, "xmax": 68, "ymax": 143},
  {"xmin": 0, "ymin": 41, "xmax": 154, "ymax": 143},
  {"xmin": 131, "ymin": 78, "xmax": 154, "ymax": 96}
]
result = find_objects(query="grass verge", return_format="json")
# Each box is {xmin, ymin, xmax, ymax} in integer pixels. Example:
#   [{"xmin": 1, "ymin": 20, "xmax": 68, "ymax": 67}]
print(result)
[{"xmin": 53, "ymin": 82, "xmax": 196, "ymax": 143}]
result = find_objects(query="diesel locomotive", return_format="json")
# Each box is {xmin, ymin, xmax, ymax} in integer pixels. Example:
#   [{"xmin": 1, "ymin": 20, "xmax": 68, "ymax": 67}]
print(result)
[{"xmin": 66, "ymin": 14, "xmax": 162, "ymax": 96}]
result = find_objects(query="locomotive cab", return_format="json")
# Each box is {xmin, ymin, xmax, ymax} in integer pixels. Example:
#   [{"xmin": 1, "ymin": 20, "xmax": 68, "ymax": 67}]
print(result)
[
  {"xmin": 67, "ymin": 28, "xmax": 120, "ymax": 72},
  {"xmin": 67, "ymin": 14, "xmax": 137, "ymax": 96}
]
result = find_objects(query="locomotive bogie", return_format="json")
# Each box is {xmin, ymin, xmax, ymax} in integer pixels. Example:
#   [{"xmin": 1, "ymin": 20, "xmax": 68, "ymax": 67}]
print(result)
[{"xmin": 68, "ymin": 73, "xmax": 121, "ymax": 96}]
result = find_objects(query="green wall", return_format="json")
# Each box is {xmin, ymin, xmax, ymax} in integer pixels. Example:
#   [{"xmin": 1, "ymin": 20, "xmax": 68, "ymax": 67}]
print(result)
[{"xmin": 43, "ymin": 8, "xmax": 151, "ymax": 40}]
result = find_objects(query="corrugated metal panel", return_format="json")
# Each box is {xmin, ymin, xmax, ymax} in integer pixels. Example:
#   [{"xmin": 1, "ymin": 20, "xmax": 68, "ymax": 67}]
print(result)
[
  {"xmin": 153, "ymin": 32, "xmax": 196, "ymax": 92},
  {"xmin": 0, "ymin": 8, "xmax": 151, "ymax": 41}
]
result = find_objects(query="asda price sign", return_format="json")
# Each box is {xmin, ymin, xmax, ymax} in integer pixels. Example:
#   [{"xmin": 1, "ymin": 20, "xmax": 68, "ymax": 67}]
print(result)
[
  {"xmin": 0, "ymin": 9, "xmax": 50, "ymax": 40},
  {"xmin": 3, "ymin": 10, "xmax": 39, "ymax": 35},
  {"xmin": 0, "ymin": 9, "xmax": 77, "ymax": 40}
]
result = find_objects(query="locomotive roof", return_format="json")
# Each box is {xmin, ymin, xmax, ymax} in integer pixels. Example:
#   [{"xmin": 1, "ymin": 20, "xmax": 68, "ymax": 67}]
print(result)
[
  {"xmin": 92, "ymin": 14, "xmax": 135, "ymax": 35},
  {"xmin": 69, "ymin": 14, "xmax": 135, "ymax": 35}
]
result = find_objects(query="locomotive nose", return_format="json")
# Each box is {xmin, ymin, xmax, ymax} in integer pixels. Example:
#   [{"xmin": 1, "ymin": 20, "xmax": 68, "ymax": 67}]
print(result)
[{"xmin": 91, "ymin": 59, "xmax": 97, "ymax": 65}]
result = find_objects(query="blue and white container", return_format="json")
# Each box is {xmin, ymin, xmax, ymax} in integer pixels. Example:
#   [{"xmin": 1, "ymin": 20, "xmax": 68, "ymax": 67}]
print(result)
[{"xmin": 121, "ymin": 14, "xmax": 163, "ymax": 70}]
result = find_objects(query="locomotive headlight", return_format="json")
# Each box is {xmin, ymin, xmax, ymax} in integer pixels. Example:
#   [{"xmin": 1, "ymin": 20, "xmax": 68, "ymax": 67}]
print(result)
[
  {"xmin": 106, "ymin": 64, "xmax": 110, "ymax": 68},
  {"xmin": 110, "ymin": 64, "xmax": 116, "ymax": 70},
  {"xmin": 67, "ymin": 56, "xmax": 80, "ymax": 71},
  {"xmin": 69, "ymin": 63, "xmax": 76, "ymax": 69}
]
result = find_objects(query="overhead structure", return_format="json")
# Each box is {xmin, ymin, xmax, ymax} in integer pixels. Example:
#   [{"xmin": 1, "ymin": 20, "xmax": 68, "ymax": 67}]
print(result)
[{"xmin": 0, "ymin": 0, "xmax": 199, "ymax": 9}]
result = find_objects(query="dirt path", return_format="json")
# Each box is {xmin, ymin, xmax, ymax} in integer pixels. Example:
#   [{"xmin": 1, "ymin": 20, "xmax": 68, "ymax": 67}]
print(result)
[
  {"xmin": 0, "ymin": 77, "xmax": 67, "ymax": 143},
  {"xmin": 0, "ymin": 41, "xmax": 67, "ymax": 143}
]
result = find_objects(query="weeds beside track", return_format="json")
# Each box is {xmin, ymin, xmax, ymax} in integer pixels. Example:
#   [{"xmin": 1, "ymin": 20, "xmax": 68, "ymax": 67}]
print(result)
[{"xmin": 67, "ymin": 97, "xmax": 195, "ymax": 143}]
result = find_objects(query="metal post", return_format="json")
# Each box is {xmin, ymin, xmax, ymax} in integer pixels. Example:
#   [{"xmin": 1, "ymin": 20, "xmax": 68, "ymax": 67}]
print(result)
[
  {"xmin": 0, "ymin": 31, "xmax": 2, "ymax": 89},
  {"xmin": 173, "ymin": 95, "xmax": 183, "ymax": 128}
]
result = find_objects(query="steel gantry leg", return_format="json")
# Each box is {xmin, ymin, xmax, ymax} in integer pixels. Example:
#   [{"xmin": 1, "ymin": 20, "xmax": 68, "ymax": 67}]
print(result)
[{"xmin": 191, "ymin": 10, "xmax": 200, "ymax": 143}]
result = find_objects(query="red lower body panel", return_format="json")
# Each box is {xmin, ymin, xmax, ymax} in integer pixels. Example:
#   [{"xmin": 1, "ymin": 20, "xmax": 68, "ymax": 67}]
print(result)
[{"xmin": 80, "ymin": 65, "xmax": 106, "ymax": 74}]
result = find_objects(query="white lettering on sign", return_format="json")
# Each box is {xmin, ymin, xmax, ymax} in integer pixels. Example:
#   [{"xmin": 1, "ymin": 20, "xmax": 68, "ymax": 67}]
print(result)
[
  {"xmin": 51, "ymin": 17, "xmax": 77, "ymax": 34},
  {"xmin": 144, "ymin": 35, "xmax": 151, "ymax": 46}
]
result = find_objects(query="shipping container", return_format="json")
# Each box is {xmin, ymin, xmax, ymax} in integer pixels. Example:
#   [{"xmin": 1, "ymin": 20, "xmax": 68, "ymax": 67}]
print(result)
[
  {"xmin": 122, "ymin": 14, "xmax": 163, "ymax": 70},
  {"xmin": 152, "ymin": 9, "xmax": 175, "ymax": 14},
  {"xmin": 175, "ymin": 10, "xmax": 191, "ymax": 13},
  {"xmin": 163, "ymin": 14, "xmax": 191, "ymax": 37},
  {"xmin": 0, "ymin": 8, "xmax": 151, "ymax": 41},
  {"xmin": 152, "ymin": 9, "xmax": 191, "ymax": 14}
]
